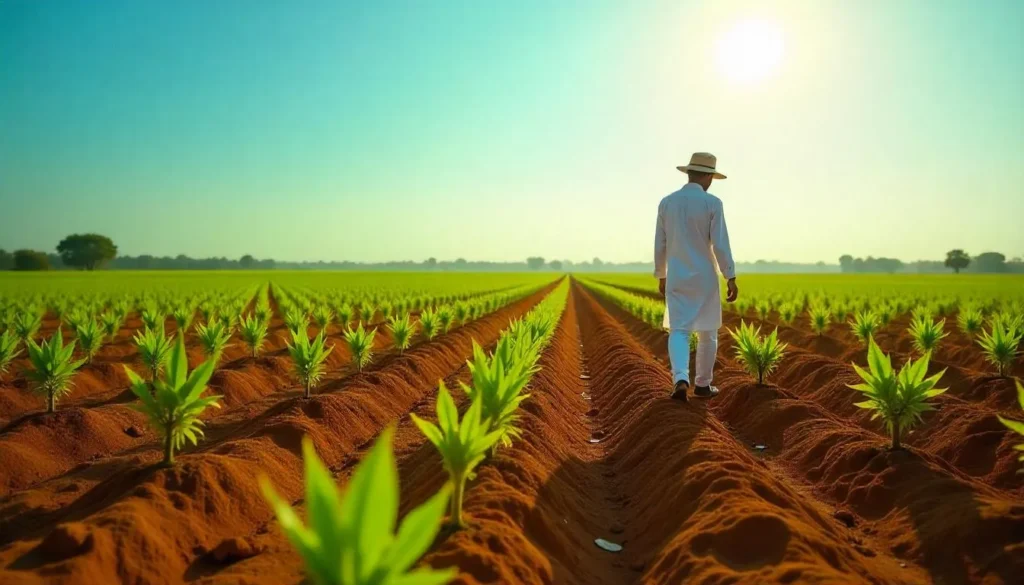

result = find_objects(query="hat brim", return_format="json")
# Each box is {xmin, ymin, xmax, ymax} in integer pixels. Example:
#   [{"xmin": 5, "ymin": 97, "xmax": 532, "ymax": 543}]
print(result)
[{"xmin": 677, "ymin": 165, "xmax": 726, "ymax": 179}]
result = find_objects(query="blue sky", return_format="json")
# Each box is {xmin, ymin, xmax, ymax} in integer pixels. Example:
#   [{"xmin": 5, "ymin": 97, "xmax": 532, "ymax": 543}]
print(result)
[{"xmin": 1, "ymin": 0, "xmax": 1022, "ymax": 263}]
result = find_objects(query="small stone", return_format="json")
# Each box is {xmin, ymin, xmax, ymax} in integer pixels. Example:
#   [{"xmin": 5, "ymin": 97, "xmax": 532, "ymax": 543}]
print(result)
[
  {"xmin": 899, "ymin": 562, "xmax": 907, "ymax": 568},
  {"xmin": 40, "ymin": 523, "xmax": 94, "ymax": 558},
  {"xmin": 595, "ymin": 538, "xmax": 623, "ymax": 553},
  {"xmin": 579, "ymin": 374, "xmax": 591, "ymax": 380},
  {"xmin": 833, "ymin": 509, "xmax": 856, "ymax": 528},
  {"xmin": 211, "ymin": 537, "xmax": 265, "ymax": 563},
  {"xmin": 124, "ymin": 425, "xmax": 143, "ymax": 438}
]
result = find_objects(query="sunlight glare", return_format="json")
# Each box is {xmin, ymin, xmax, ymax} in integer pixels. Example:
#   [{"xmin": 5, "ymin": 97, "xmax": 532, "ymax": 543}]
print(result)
[{"xmin": 715, "ymin": 19, "xmax": 785, "ymax": 84}]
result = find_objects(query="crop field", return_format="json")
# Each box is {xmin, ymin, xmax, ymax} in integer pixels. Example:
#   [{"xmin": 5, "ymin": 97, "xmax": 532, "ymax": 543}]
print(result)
[{"xmin": 0, "ymin": 272, "xmax": 1022, "ymax": 584}]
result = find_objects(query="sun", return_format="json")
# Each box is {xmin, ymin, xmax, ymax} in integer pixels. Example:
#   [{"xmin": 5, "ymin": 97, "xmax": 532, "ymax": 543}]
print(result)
[{"xmin": 715, "ymin": 18, "xmax": 785, "ymax": 84}]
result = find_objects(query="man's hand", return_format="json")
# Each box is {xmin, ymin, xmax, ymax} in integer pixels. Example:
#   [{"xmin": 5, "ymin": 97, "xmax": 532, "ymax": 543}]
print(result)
[
  {"xmin": 726, "ymin": 278, "xmax": 739, "ymax": 303},
  {"xmin": 658, "ymin": 278, "xmax": 666, "ymax": 298}
]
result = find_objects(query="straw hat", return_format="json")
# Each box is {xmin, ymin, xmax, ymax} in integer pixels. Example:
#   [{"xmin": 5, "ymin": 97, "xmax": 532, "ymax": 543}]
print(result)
[{"xmin": 676, "ymin": 152, "xmax": 727, "ymax": 179}]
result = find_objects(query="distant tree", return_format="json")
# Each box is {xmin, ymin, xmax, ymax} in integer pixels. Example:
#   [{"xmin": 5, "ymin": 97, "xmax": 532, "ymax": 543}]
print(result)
[
  {"xmin": 0, "ymin": 249, "xmax": 12, "ymax": 270},
  {"xmin": 454, "ymin": 258, "xmax": 468, "ymax": 269},
  {"xmin": 56, "ymin": 234, "xmax": 117, "ymax": 270},
  {"xmin": 973, "ymin": 252, "xmax": 1007, "ymax": 273},
  {"xmin": 839, "ymin": 255, "xmax": 854, "ymax": 272},
  {"xmin": 239, "ymin": 254, "xmax": 256, "ymax": 269},
  {"xmin": 425, "ymin": 257, "xmax": 437, "ymax": 269},
  {"xmin": 944, "ymin": 249, "xmax": 970, "ymax": 274},
  {"xmin": 592, "ymin": 257, "xmax": 604, "ymax": 268},
  {"xmin": 526, "ymin": 257, "xmax": 546, "ymax": 270},
  {"xmin": 13, "ymin": 249, "xmax": 50, "ymax": 271},
  {"xmin": 549, "ymin": 260, "xmax": 563, "ymax": 271}
]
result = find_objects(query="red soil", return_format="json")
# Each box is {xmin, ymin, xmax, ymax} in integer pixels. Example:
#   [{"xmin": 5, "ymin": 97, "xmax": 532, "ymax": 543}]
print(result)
[{"xmin": 1, "ymin": 279, "xmax": 1021, "ymax": 584}]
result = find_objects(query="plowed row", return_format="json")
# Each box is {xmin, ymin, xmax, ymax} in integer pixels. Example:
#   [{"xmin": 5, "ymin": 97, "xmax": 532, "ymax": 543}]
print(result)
[{"xmin": 1, "ymin": 280, "xmax": 1021, "ymax": 584}]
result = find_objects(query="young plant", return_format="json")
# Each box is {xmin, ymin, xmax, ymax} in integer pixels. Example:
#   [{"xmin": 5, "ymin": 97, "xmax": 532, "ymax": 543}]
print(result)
[
  {"xmin": 99, "ymin": 311, "xmax": 123, "ymax": 338},
  {"xmin": 755, "ymin": 300, "xmax": 771, "ymax": 321},
  {"xmin": 997, "ymin": 381, "xmax": 1024, "ymax": 471},
  {"xmin": 778, "ymin": 303, "xmax": 797, "ymax": 325},
  {"xmin": 412, "ymin": 383, "xmax": 503, "ymax": 528},
  {"xmin": 254, "ymin": 304, "xmax": 271, "ymax": 323},
  {"xmin": 217, "ymin": 311, "xmax": 237, "ymax": 332},
  {"xmin": 74, "ymin": 319, "xmax": 105, "ymax": 364},
  {"xmin": 172, "ymin": 305, "xmax": 194, "ymax": 334},
  {"xmin": 461, "ymin": 339, "xmax": 537, "ymax": 452},
  {"xmin": 387, "ymin": 314, "xmax": 417, "ymax": 354},
  {"xmin": 284, "ymin": 308, "xmax": 309, "ymax": 336},
  {"xmin": 379, "ymin": 301, "xmax": 393, "ymax": 321},
  {"xmin": 0, "ymin": 329, "xmax": 21, "ymax": 378},
  {"xmin": 909, "ymin": 316, "xmax": 948, "ymax": 355},
  {"xmin": 808, "ymin": 305, "xmax": 831, "ymax": 336},
  {"xmin": 134, "ymin": 326, "xmax": 173, "ymax": 381},
  {"xmin": 419, "ymin": 309, "xmax": 440, "ymax": 340},
  {"xmin": 13, "ymin": 310, "xmax": 42, "ymax": 343},
  {"xmin": 26, "ymin": 328, "xmax": 87, "ymax": 413},
  {"xmin": 728, "ymin": 320, "xmax": 788, "ymax": 385},
  {"xmin": 141, "ymin": 308, "xmax": 163, "ymax": 331},
  {"xmin": 850, "ymin": 310, "xmax": 879, "ymax": 346},
  {"xmin": 454, "ymin": 302, "xmax": 470, "ymax": 325},
  {"xmin": 239, "ymin": 314, "xmax": 270, "ymax": 358},
  {"xmin": 957, "ymin": 307, "xmax": 984, "ymax": 338},
  {"xmin": 125, "ymin": 335, "xmax": 221, "ymax": 466},
  {"xmin": 359, "ymin": 304, "xmax": 375, "ymax": 325},
  {"xmin": 343, "ymin": 324, "xmax": 376, "ymax": 372},
  {"xmin": 977, "ymin": 324, "xmax": 1022, "ymax": 377},
  {"xmin": 196, "ymin": 321, "xmax": 232, "ymax": 359},
  {"xmin": 437, "ymin": 305, "xmax": 455, "ymax": 333},
  {"xmin": 849, "ymin": 338, "xmax": 947, "ymax": 450},
  {"xmin": 260, "ymin": 428, "xmax": 455, "ymax": 585},
  {"xmin": 335, "ymin": 304, "xmax": 353, "ymax": 329},
  {"xmin": 311, "ymin": 306, "xmax": 333, "ymax": 334},
  {"xmin": 875, "ymin": 304, "xmax": 895, "ymax": 327},
  {"xmin": 287, "ymin": 330, "xmax": 334, "ymax": 398}
]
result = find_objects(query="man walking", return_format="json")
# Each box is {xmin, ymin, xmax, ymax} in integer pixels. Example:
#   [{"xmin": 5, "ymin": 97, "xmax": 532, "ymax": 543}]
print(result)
[{"xmin": 653, "ymin": 152, "xmax": 738, "ymax": 401}]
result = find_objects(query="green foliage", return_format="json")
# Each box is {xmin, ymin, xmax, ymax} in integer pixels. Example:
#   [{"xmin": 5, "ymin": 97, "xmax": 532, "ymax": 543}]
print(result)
[
  {"xmin": 172, "ymin": 305, "xmax": 194, "ymax": 333},
  {"xmin": 13, "ymin": 309, "xmax": 42, "ymax": 342},
  {"xmin": 777, "ymin": 303, "xmax": 797, "ymax": 324},
  {"xmin": 419, "ymin": 309, "xmax": 440, "ymax": 340},
  {"xmin": 285, "ymin": 307, "xmax": 309, "ymax": 336},
  {"xmin": 808, "ymin": 305, "xmax": 831, "ymax": 336},
  {"xmin": 359, "ymin": 304, "xmax": 375, "ymax": 325},
  {"xmin": 344, "ymin": 324, "xmax": 377, "ymax": 372},
  {"xmin": 412, "ymin": 383, "xmax": 503, "ymax": 528},
  {"xmin": 849, "ymin": 310, "xmax": 879, "ymax": 346},
  {"xmin": 437, "ymin": 305, "xmax": 454, "ymax": 333},
  {"xmin": 141, "ymin": 307, "xmax": 163, "ymax": 331},
  {"xmin": 460, "ymin": 339, "xmax": 537, "ymax": 453},
  {"xmin": 908, "ymin": 316, "xmax": 948, "ymax": 355},
  {"xmin": 755, "ymin": 300, "xmax": 771, "ymax": 321},
  {"xmin": 728, "ymin": 320, "xmax": 788, "ymax": 385},
  {"xmin": 240, "ymin": 313, "xmax": 270, "ymax": 358},
  {"xmin": 196, "ymin": 321, "xmax": 232, "ymax": 359},
  {"xmin": 288, "ymin": 330, "xmax": 334, "ymax": 398},
  {"xmin": 454, "ymin": 302, "xmax": 470, "ymax": 325},
  {"xmin": 312, "ymin": 306, "xmax": 333, "ymax": 333},
  {"xmin": 260, "ymin": 428, "xmax": 455, "ymax": 585},
  {"xmin": 26, "ymin": 328, "xmax": 87, "ymax": 412},
  {"xmin": 957, "ymin": 307, "xmax": 984, "ymax": 337},
  {"xmin": 997, "ymin": 381, "xmax": 1024, "ymax": 471},
  {"xmin": 56, "ymin": 233, "xmax": 118, "ymax": 270},
  {"xmin": 73, "ymin": 319, "xmax": 105, "ymax": 363},
  {"xmin": 387, "ymin": 314, "xmax": 417, "ymax": 354},
  {"xmin": 849, "ymin": 338, "xmax": 947, "ymax": 450},
  {"xmin": 125, "ymin": 335, "xmax": 221, "ymax": 465},
  {"xmin": 977, "ymin": 324, "xmax": 1022, "ymax": 377},
  {"xmin": 99, "ymin": 310, "xmax": 123, "ymax": 338},
  {"xmin": 335, "ymin": 304, "xmax": 353, "ymax": 329},
  {"xmin": 0, "ymin": 329, "xmax": 21, "ymax": 377},
  {"xmin": 134, "ymin": 326, "xmax": 173, "ymax": 381}
]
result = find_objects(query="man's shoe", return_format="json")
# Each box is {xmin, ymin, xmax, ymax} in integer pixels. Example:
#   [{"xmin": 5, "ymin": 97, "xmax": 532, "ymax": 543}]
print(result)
[
  {"xmin": 693, "ymin": 385, "xmax": 720, "ymax": 399},
  {"xmin": 671, "ymin": 380, "xmax": 689, "ymax": 401}
]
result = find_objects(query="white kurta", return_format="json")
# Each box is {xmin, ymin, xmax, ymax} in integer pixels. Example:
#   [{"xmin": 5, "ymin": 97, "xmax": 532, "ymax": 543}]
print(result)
[{"xmin": 654, "ymin": 183, "xmax": 736, "ymax": 331}]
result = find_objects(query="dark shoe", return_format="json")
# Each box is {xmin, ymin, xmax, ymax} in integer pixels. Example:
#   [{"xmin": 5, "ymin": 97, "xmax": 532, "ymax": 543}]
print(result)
[
  {"xmin": 671, "ymin": 380, "xmax": 689, "ymax": 401},
  {"xmin": 693, "ymin": 385, "xmax": 720, "ymax": 399}
]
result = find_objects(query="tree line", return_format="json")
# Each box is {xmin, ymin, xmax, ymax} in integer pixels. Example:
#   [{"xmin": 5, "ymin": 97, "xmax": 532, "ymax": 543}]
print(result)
[{"xmin": 3, "ymin": 234, "xmax": 1021, "ymax": 274}]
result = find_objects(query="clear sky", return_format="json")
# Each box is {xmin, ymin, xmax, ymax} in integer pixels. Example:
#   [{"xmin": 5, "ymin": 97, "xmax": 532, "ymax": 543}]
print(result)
[{"xmin": 1, "ymin": 0, "xmax": 1022, "ymax": 264}]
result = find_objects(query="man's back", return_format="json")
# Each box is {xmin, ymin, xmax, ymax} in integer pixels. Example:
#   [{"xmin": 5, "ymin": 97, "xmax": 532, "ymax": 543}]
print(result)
[{"xmin": 655, "ymin": 183, "xmax": 732, "ymax": 284}]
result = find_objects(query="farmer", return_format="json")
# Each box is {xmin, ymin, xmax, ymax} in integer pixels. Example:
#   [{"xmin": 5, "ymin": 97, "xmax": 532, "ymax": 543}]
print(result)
[{"xmin": 653, "ymin": 152, "xmax": 738, "ymax": 401}]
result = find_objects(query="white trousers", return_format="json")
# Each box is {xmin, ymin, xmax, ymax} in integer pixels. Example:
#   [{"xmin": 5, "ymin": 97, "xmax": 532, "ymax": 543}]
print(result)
[{"xmin": 668, "ymin": 329, "xmax": 718, "ymax": 387}]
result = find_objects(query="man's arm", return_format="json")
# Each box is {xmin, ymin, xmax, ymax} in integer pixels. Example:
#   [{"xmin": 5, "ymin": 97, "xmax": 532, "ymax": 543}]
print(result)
[
  {"xmin": 653, "ymin": 200, "xmax": 667, "ymax": 296},
  {"xmin": 711, "ymin": 200, "xmax": 739, "ymax": 302}
]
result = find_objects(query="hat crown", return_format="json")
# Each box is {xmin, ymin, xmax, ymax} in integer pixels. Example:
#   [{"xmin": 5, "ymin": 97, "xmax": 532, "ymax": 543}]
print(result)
[{"xmin": 689, "ymin": 152, "xmax": 717, "ymax": 169}]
